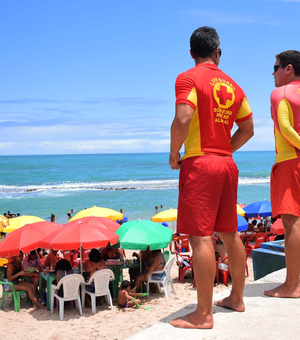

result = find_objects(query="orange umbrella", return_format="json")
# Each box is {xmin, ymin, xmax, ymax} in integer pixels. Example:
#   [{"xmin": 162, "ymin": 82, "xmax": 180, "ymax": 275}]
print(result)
[
  {"xmin": 41, "ymin": 220, "xmax": 119, "ymax": 273},
  {"xmin": 270, "ymin": 219, "xmax": 285, "ymax": 236},
  {"xmin": 0, "ymin": 221, "xmax": 63, "ymax": 258}
]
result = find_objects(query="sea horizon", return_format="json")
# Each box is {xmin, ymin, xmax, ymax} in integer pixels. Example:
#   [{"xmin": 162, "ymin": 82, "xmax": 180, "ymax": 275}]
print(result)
[
  {"xmin": 1, "ymin": 151, "xmax": 275, "ymax": 225},
  {"xmin": 0, "ymin": 149, "xmax": 274, "ymax": 157}
]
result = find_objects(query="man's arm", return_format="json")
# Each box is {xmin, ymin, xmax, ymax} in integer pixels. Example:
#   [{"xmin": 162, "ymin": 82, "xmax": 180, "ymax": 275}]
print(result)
[
  {"xmin": 277, "ymin": 98, "xmax": 300, "ymax": 149},
  {"xmin": 169, "ymin": 103, "xmax": 195, "ymax": 169},
  {"xmin": 230, "ymin": 117, "xmax": 254, "ymax": 153}
]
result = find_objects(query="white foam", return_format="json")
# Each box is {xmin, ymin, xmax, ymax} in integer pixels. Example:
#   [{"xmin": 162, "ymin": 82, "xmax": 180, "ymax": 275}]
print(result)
[
  {"xmin": 0, "ymin": 177, "xmax": 270, "ymax": 196},
  {"xmin": 238, "ymin": 177, "xmax": 270, "ymax": 185}
]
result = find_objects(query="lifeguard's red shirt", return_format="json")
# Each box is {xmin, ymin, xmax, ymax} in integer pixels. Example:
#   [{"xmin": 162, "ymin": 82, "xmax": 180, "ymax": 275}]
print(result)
[
  {"xmin": 271, "ymin": 80, "xmax": 300, "ymax": 163},
  {"xmin": 175, "ymin": 63, "xmax": 252, "ymax": 160}
]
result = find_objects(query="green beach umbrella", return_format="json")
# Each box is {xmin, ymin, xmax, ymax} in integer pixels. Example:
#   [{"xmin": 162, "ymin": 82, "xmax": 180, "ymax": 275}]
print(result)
[{"xmin": 115, "ymin": 219, "xmax": 173, "ymax": 250}]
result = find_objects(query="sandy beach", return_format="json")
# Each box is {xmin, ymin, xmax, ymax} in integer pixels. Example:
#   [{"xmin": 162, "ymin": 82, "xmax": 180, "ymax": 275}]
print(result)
[{"xmin": 0, "ymin": 253, "xmax": 254, "ymax": 340}]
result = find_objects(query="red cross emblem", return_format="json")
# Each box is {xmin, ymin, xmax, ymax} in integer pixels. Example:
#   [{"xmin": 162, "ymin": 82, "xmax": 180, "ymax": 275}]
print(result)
[{"xmin": 216, "ymin": 85, "xmax": 233, "ymax": 106}]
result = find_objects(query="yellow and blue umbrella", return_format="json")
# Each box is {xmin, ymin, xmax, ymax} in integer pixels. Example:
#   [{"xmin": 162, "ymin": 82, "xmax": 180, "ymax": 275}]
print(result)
[{"xmin": 69, "ymin": 206, "xmax": 123, "ymax": 222}]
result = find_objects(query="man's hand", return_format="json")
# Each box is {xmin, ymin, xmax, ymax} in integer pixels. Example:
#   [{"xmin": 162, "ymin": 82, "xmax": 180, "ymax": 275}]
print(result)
[{"xmin": 169, "ymin": 152, "xmax": 181, "ymax": 170}]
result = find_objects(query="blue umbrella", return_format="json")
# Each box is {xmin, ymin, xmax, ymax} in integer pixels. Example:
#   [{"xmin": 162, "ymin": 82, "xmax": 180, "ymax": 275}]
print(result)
[
  {"xmin": 237, "ymin": 214, "xmax": 248, "ymax": 232},
  {"xmin": 244, "ymin": 200, "xmax": 272, "ymax": 218}
]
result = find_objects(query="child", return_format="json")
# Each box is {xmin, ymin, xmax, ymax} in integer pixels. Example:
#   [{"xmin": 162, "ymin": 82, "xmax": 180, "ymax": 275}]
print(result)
[{"xmin": 118, "ymin": 280, "xmax": 143, "ymax": 309}]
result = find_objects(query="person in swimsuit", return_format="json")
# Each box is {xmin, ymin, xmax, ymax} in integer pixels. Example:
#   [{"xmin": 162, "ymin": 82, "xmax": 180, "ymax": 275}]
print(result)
[
  {"xmin": 22, "ymin": 249, "xmax": 44, "ymax": 288},
  {"xmin": 129, "ymin": 247, "xmax": 152, "ymax": 285},
  {"xmin": 84, "ymin": 249, "xmax": 105, "ymax": 291},
  {"xmin": 118, "ymin": 280, "xmax": 143, "ymax": 308},
  {"xmin": 54, "ymin": 259, "xmax": 74, "ymax": 310},
  {"xmin": 85, "ymin": 249, "xmax": 105, "ymax": 279},
  {"xmin": 83, "ymin": 249, "xmax": 105, "ymax": 307},
  {"xmin": 4, "ymin": 251, "xmax": 44, "ymax": 309},
  {"xmin": 101, "ymin": 247, "xmax": 124, "ymax": 262},
  {"xmin": 132, "ymin": 249, "xmax": 166, "ymax": 292}
]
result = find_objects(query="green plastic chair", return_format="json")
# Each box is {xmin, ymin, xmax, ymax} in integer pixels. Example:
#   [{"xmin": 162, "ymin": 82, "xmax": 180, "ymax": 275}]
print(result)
[
  {"xmin": 0, "ymin": 266, "xmax": 29, "ymax": 312},
  {"xmin": 163, "ymin": 249, "xmax": 171, "ymax": 263}
]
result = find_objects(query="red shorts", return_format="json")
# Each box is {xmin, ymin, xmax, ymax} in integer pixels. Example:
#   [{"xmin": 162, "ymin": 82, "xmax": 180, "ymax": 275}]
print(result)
[
  {"xmin": 271, "ymin": 158, "xmax": 300, "ymax": 218},
  {"xmin": 177, "ymin": 155, "xmax": 238, "ymax": 237}
]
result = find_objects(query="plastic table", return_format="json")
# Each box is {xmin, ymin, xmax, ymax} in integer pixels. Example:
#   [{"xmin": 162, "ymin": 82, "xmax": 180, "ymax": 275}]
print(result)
[
  {"xmin": 105, "ymin": 262, "xmax": 139, "ymax": 298},
  {"xmin": 38, "ymin": 271, "xmax": 56, "ymax": 311}
]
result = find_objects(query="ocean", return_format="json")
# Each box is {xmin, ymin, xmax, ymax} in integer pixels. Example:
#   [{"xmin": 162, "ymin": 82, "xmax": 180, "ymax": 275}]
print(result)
[{"xmin": 0, "ymin": 151, "xmax": 275, "ymax": 225}]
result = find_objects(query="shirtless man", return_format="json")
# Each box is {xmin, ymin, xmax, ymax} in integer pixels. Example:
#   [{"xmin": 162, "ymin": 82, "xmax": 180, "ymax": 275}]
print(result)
[
  {"xmin": 264, "ymin": 50, "xmax": 300, "ymax": 298},
  {"xmin": 44, "ymin": 248, "xmax": 58, "ymax": 269}
]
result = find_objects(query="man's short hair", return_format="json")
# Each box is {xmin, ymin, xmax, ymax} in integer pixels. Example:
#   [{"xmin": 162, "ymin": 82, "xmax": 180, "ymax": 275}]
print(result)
[
  {"xmin": 276, "ymin": 50, "xmax": 300, "ymax": 76},
  {"xmin": 190, "ymin": 26, "xmax": 220, "ymax": 59}
]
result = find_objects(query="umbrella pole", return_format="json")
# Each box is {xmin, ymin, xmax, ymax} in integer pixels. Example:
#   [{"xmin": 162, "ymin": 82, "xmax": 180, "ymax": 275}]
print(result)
[
  {"xmin": 35, "ymin": 249, "xmax": 43, "ymax": 269},
  {"xmin": 140, "ymin": 251, "xmax": 143, "ymax": 293},
  {"xmin": 80, "ymin": 245, "xmax": 83, "ymax": 275}
]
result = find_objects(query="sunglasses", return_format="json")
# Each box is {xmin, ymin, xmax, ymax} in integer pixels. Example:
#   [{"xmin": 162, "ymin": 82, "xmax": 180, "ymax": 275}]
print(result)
[
  {"xmin": 273, "ymin": 64, "xmax": 283, "ymax": 73},
  {"xmin": 218, "ymin": 48, "xmax": 222, "ymax": 57}
]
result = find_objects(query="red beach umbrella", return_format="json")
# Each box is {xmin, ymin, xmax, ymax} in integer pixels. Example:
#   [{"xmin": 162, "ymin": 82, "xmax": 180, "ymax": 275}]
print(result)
[
  {"xmin": 66, "ymin": 216, "xmax": 120, "ymax": 233},
  {"xmin": 0, "ymin": 221, "xmax": 64, "ymax": 258},
  {"xmin": 270, "ymin": 219, "xmax": 285, "ymax": 236},
  {"xmin": 41, "ymin": 220, "xmax": 119, "ymax": 273}
]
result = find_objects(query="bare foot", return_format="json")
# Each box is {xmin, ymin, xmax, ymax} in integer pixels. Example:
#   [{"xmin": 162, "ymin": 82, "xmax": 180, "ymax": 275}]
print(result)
[
  {"xmin": 213, "ymin": 296, "xmax": 245, "ymax": 312},
  {"xmin": 170, "ymin": 311, "xmax": 214, "ymax": 329},
  {"xmin": 34, "ymin": 303, "xmax": 46, "ymax": 310},
  {"xmin": 264, "ymin": 283, "xmax": 300, "ymax": 298}
]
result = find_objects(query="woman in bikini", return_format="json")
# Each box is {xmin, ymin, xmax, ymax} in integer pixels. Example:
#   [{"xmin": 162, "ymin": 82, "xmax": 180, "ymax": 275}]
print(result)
[
  {"xmin": 4, "ymin": 251, "xmax": 44, "ymax": 309},
  {"xmin": 101, "ymin": 247, "xmax": 124, "ymax": 262},
  {"xmin": 133, "ymin": 249, "xmax": 166, "ymax": 292},
  {"xmin": 84, "ymin": 249, "xmax": 105, "ymax": 290}
]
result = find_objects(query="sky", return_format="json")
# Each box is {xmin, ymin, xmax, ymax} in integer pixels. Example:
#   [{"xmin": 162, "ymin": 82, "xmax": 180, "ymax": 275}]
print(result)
[{"xmin": 1, "ymin": 0, "xmax": 300, "ymax": 155}]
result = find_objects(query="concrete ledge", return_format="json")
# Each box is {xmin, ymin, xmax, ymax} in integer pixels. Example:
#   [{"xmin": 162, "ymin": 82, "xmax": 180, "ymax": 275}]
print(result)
[{"xmin": 127, "ymin": 269, "xmax": 300, "ymax": 340}]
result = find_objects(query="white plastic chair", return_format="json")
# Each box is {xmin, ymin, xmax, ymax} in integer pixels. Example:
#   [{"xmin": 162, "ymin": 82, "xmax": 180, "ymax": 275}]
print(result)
[
  {"xmin": 50, "ymin": 274, "xmax": 85, "ymax": 321},
  {"xmin": 82, "ymin": 269, "xmax": 114, "ymax": 313},
  {"xmin": 146, "ymin": 256, "xmax": 176, "ymax": 299}
]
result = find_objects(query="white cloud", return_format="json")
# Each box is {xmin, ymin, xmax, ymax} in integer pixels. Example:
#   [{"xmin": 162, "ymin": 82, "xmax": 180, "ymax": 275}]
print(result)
[
  {"xmin": 0, "ymin": 139, "xmax": 170, "ymax": 155},
  {"xmin": 0, "ymin": 142, "xmax": 15, "ymax": 150}
]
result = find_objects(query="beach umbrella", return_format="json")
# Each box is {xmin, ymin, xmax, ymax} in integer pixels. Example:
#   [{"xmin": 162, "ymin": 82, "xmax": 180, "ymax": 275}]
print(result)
[
  {"xmin": 116, "ymin": 219, "xmax": 173, "ymax": 279},
  {"xmin": 151, "ymin": 208, "xmax": 178, "ymax": 222},
  {"xmin": 116, "ymin": 219, "xmax": 173, "ymax": 251},
  {"xmin": 237, "ymin": 214, "xmax": 249, "ymax": 232},
  {"xmin": 243, "ymin": 200, "xmax": 272, "ymax": 218},
  {"xmin": 0, "ymin": 215, "xmax": 9, "ymax": 224},
  {"xmin": 270, "ymin": 219, "xmax": 285, "ymax": 236},
  {"xmin": 41, "ymin": 220, "xmax": 119, "ymax": 273},
  {"xmin": 0, "ymin": 215, "xmax": 9, "ymax": 233},
  {"xmin": 237, "ymin": 204, "xmax": 246, "ymax": 217},
  {"xmin": 0, "ymin": 221, "xmax": 64, "ymax": 258},
  {"xmin": 3, "ymin": 215, "xmax": 45, "ymax": 233},
  {"xmin": 116, "ymin": 216, "xmax": 128, "ymax": 224},
  {"xmin": 238, "ymin": 203, "xmax": 247, "ymax": 208},
  {"xmin": 67, "ymin": 216, "xmax": 120, "ymax": 232},
  {"xmin": 69, "ymin": 206, "xmax": 123, "ymax": 222},
  {"xmin": 151, "ymin": 208, "xmax": 178, "ymax": 232}
]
